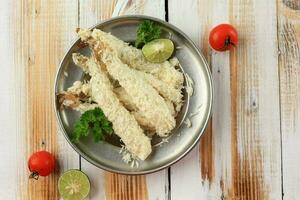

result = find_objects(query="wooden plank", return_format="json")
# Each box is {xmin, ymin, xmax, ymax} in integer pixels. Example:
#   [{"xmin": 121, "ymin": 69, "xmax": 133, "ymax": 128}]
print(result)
[
  {"xmin": 79, "ymin": 1, "xmax": 115, "ymax": 199},
  {"xmin": 169, "ymin": 1, "xmax": 230, "ymax": 199},
  {"xmin": 169, "ymin": 0, "xmax": 282, "ymax": 199},
  {"xmin": 6, "ymin": 1, "xmax": 80, "ymax": 199},
  {"xmin": 229, "ymin": 1, "xmax": 281, "ymax": 198},
  {"xmin": 79, "ymin": 0, "xmax": 117, "ymax": 26},
  {"xmin": 278, "ymin": 1, "xmax": 300, "ymax": 200},
  {"xmin": 116, "ymin": 0, "xmax": 165, "ymax": 19},
  {"xmin": 79, "ymin": 0, "xmax": 167, "ymax": 199},
  {"xmin": 0, "ymin": 1, "xmax": 21, "ymax": 199},
  {"xmin": 81, "ymin": 161, "xmax": 168, "ymax": 200}
]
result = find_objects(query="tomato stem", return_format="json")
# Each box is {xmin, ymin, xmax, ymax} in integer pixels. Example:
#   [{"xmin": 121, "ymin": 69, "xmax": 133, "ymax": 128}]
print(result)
[
  {"xmin": 225, "ymin": 36, "xmax": 236, "ymax": 49},
  {"xmin": 29, "ymin": 172, "xmax": 39, "ymax": 180}
]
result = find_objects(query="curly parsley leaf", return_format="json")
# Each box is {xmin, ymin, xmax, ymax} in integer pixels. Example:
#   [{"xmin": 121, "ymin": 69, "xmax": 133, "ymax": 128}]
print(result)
[
  {"xmin": 72, "ymin": 107, "xmax": 113, "ymax": 143},
  {"xmin": 135, "ymin": 20, "xmax": 161, "ymax": 48}
]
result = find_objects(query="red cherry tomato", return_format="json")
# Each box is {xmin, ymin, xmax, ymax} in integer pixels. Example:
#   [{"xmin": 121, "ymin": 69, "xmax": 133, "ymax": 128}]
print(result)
[
  {"xmin": 209, "ymin": 24, "xmax": 238, "ymax": 51},
  {"xmin": 28, "ymin": 151, "xmax": 55, "ymax": 179}
]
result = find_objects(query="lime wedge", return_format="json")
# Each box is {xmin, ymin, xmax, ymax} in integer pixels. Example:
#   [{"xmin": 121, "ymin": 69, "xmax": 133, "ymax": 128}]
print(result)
[
  {"xmin": 58, "ymin": 169, "xmax": 90, "ymax": 200},
  {"xmin": 142, "ymin": 39, "xmax": 174, "ymax": 63}
]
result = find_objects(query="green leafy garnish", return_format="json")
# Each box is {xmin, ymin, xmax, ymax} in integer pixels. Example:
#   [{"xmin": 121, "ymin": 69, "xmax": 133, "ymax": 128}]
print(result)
[
  {"xmin": 135, "ymin": 20, "xmax": 161, "ymax": 48},
  {"xmin": 72, "ymin": 107, "xmax": 113, "ymax": 143}
]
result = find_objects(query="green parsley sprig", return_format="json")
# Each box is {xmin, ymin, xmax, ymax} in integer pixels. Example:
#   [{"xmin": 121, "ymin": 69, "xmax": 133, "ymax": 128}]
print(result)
[
  {"xmin": 72, "ymin": 107, "xmax": 113, "ymax": 143},
  {"xmin": 135, "ymin": 20, "xmax": 161, "ymax": 48}
]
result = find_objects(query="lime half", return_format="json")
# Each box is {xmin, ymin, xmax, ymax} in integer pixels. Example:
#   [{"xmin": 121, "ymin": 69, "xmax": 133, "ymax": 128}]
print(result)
[
  {"xmin": 142, "ymin": 39, "xmax": 174, "ymax": 63},
  {"xmin": 58, "ymin": 169, "xmax": 90, "ymax": 200}
]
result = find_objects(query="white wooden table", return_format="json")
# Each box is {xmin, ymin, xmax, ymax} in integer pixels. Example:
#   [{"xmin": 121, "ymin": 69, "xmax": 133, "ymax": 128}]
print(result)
[{"xmin": 1, "ymin": 0, "xmax": 299, "ymax": 199}]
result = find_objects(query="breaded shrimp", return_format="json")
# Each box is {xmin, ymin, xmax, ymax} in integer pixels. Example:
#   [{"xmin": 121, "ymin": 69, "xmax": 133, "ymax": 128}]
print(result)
[
  {"xmin": 72, "ymin": 53, "xmax": 152, "ymax": 160},
  {"xmin": 98, "ymin": 47, "xmax": 176, "ymax": 136},
  {"xmin": 77, "ymin": 28, "xmax": 184, "ymax": 89}
]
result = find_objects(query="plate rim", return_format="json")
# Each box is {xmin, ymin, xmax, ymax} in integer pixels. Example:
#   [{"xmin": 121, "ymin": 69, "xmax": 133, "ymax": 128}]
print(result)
[{"xmin": 54, "ymin": 15, "xmax": 213, "ymax": 175}]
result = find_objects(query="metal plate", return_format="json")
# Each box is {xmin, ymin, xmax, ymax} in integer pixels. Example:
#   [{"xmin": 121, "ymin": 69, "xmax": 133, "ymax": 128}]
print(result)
[{"xmin": 54, "ymin": 15, "xmax": 212, "ymax": 175}]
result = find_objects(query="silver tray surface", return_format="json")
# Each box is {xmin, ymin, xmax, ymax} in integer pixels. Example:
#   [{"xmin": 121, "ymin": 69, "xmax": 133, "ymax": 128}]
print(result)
[{"xmin": 54, "ymin": 15, "xmax": 212, "ymax": 174}]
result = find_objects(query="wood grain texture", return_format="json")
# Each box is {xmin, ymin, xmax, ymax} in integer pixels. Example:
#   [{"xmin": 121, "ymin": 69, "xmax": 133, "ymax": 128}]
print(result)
[
  {"xmin": 79, "ymin": 0, "xmax": 117, "ymax": 26},
  {"xmin": 0, "ymin": 1, "xmax": 22, "ymax": 199},
  {"xmin": 79, "ymin": 1, "xmax": 167, "ymax": 199},
  {"xmin": 8, "ymin": 0, "xmax": 80, "ymax": 199},
  {"xmin": 79, "ymin": 1, "xmax": 117, "ymax": 199},
  {"xmin": 118, "ymin": 0, "xmax": 165, "ymax": 19},
  {"xmin": 229, "ymin": 0, "xmax": 281, "ymax": 199},
  {"xmin": 278, "ymin": 1, "xmax": 300, "ymax": 199},
  {"xmin": 105, "ymin": 172, "xmax": 148, "ymax": 200},
  {"xmin": 169, "ymin": 0, "xmax": 230, "ymax": 199},
  {"xmin": 169, "ymin": 0, "xmax": 282, "ymax": 199},
  {"xmin": 2, "ymin": 0, "xmax": 300, "ymax": 199}
]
